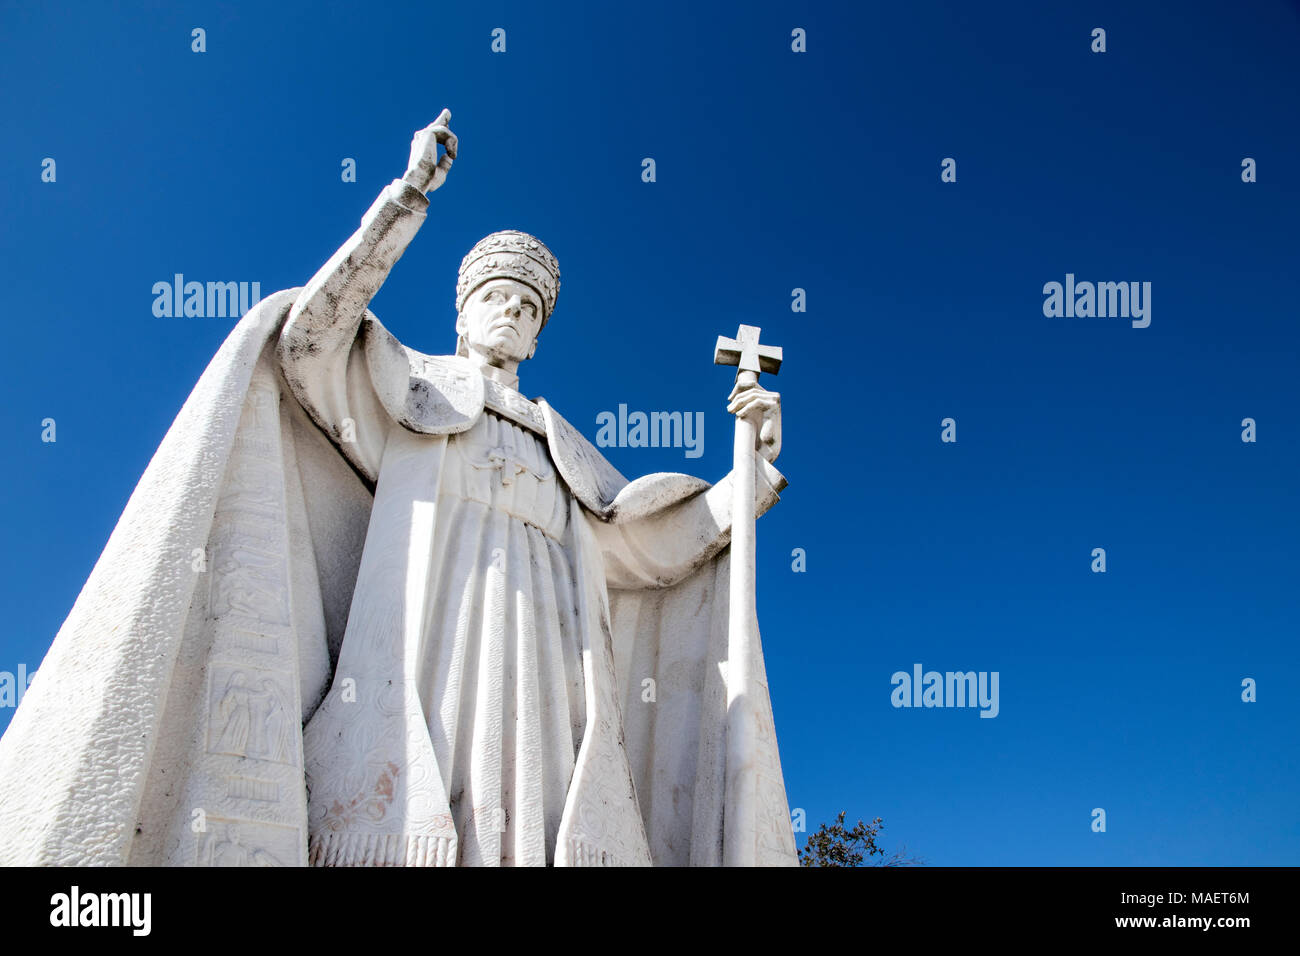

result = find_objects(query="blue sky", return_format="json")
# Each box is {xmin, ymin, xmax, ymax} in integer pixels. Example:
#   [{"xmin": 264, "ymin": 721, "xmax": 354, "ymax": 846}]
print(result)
[{"xmin": 2, "ymin": 0, "xmax": 1297, "ymax": 865}]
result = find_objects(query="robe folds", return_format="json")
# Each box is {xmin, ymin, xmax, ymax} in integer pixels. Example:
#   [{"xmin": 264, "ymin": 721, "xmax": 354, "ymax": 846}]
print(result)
[{"xmin": 0, "ymin": 290, "xmax": 799, "ymax": 867}]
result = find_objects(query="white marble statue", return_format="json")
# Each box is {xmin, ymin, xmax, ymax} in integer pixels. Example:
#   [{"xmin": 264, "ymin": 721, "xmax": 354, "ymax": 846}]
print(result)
[{"xmin": 0, "ymin": 110, "xmax": 798, "ymax": 867}]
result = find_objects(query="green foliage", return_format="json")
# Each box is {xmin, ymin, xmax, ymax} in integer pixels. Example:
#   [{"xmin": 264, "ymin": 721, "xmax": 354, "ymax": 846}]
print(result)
[{"xmin": 798, "ymin": 812, "xmax": 923, "ymax": 867}]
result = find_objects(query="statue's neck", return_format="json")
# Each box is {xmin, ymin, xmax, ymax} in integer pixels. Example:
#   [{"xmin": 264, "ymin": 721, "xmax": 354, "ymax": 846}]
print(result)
[{"xmin": 470, "ymin": 357, "xmax": 519, "ymax": 390}]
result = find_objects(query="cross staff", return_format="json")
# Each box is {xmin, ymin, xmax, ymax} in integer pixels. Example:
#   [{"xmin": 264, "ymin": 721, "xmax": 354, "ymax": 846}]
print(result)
[{"xmin": 714, "ymin": 324, "xmax": 782, "ymax": 866}]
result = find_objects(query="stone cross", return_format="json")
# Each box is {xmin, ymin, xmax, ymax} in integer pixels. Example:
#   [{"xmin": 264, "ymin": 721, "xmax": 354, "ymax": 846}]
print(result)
[
  {"xmin": 487, "ymin": 448, "xmax": 528, "ymax": 486},
  {"xmin": 476, "ymin": 447, "xmax": 546, "ymax": 487},
  {"xmin": 714, "ymin": 324, "xmax": 783, "ymax": 379}
]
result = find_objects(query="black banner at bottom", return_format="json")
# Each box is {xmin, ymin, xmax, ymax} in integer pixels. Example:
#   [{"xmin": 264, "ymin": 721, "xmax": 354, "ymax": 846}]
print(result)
[{"xmin": 0, "ymin": 866, "xmax": 1283, "ymax": 942}]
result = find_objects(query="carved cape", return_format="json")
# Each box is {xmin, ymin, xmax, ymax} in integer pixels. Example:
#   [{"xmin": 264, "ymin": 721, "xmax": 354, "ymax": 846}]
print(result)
[{"xmin": 0, "ymin": 290, "xmax": 798, "ymax": 866}]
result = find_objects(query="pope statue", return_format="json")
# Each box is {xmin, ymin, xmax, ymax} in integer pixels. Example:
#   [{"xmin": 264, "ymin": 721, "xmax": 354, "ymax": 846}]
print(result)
[{"xmin": 0, "ymin": 110, "xmax": 798, "ymax": 867}]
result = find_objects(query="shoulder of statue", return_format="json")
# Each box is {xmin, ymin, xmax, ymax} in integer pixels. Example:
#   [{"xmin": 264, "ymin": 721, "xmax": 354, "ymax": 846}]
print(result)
[{"xmin": 360, "ymin": 323, "xmax": 482, "ymax": 434}]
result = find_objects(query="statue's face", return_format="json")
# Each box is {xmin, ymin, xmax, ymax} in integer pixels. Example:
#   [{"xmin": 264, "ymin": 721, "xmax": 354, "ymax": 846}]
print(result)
[{"xmin": 457, "ymin": 278, "xmax": 544, "ymax": 365}]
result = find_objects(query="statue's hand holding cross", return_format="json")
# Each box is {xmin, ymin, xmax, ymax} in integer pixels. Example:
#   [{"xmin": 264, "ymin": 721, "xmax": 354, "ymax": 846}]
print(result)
[{"xmin": 718, "ymin": 326, "xmax": 782, "ymax": 463}]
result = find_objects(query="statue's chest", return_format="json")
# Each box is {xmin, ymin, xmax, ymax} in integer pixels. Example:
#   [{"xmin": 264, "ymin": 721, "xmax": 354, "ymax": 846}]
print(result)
[{"xmin": 441, "ymin": 411, "xmax": 567, "ymax": 536}]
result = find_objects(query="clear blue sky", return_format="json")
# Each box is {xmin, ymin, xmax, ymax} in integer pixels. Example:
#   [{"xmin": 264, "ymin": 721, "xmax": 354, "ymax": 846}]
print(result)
[{"xmin": 2, "ymin": 0, "xmax": 1297, "ymax": 865}]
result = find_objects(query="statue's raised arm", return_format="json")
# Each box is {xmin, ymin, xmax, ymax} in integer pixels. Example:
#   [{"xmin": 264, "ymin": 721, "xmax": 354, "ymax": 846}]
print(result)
[{"xmin": 277, "ymin": 110, "xmax": 457, "ymax": 453}]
